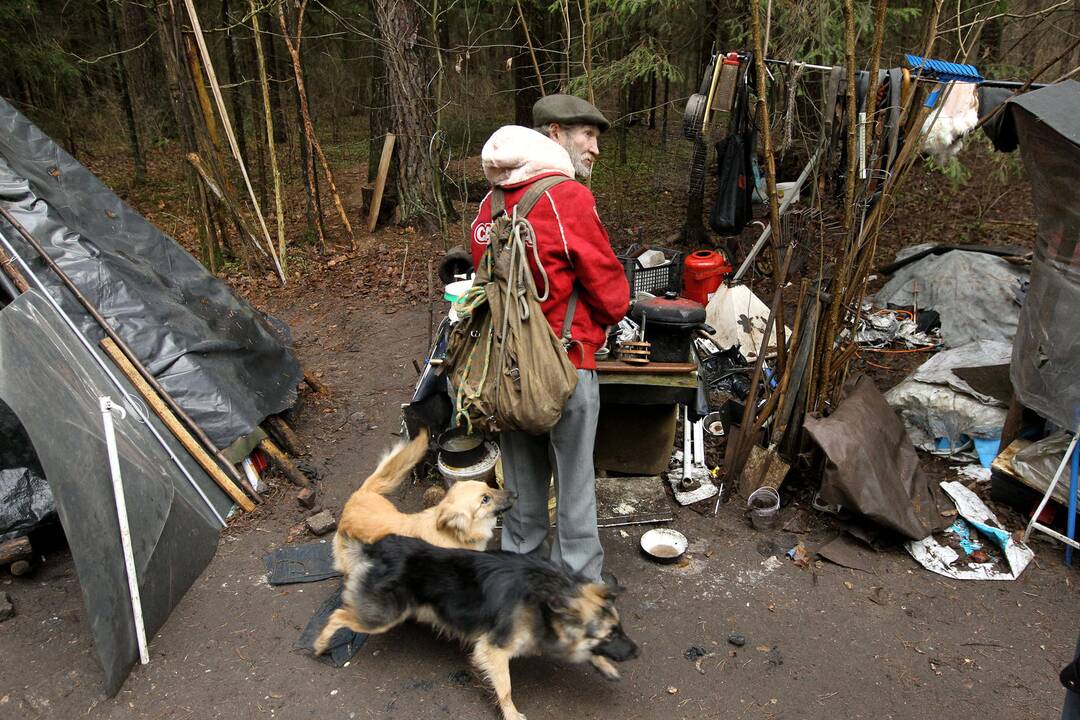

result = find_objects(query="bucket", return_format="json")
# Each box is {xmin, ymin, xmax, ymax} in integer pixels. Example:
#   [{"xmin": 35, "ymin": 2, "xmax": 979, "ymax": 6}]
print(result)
[
  {"xmin": 444, "ymin": 278, "xmax": 473, "ymax": 303},
  {"xmin": 681, "ymin": 250, "xmax": 732, "ymax": 306},
  {"xmin": 746, "ymin": 486, "xmax": 780, "ymax": 531}
]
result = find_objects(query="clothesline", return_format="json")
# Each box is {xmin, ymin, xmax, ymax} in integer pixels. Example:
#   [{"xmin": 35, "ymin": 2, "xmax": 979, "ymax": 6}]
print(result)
[{"xmin": 762, "ymin": 56, "xmax": 1044, "ymax": 89}]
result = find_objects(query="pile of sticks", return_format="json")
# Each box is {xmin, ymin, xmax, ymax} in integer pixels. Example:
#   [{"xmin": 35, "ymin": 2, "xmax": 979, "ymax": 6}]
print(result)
[{"xmin": 725, "ymin": 0, "xmax": 949, "ymax": 496}]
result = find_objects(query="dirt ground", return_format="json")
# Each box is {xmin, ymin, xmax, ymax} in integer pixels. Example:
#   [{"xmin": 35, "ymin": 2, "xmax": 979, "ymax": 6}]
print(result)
[{"xmin": 2, "ymin": 135, "xmax": 1077, "ymax": 720}]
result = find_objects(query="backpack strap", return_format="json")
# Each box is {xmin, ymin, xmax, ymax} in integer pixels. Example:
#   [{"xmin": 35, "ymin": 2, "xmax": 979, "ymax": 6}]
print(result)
[
  {"xmin": 561, "ymin": 287, "xmax": 578, "ymax": 342},
  {"xmin": 490, "ymin": 174, "xmax": 572, "ymax": 220}
]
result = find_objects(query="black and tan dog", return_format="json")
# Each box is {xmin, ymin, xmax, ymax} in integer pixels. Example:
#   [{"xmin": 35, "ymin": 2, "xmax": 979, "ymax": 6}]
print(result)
[{"xmin": 315, "ymin": 534, "xmax": 639, "ymax": 720}]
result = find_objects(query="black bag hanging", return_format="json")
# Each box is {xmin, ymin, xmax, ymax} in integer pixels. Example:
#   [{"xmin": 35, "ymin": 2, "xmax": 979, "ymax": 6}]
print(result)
[{"xmin": 710, "ymin": 53, "xmax": 755, "ymax": 236}]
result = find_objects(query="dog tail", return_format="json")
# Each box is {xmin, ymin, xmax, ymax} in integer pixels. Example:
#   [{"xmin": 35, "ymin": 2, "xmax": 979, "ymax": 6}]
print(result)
[{"xmin": 359, "ymin": 431, "xmax": 429, "ymax": 496}]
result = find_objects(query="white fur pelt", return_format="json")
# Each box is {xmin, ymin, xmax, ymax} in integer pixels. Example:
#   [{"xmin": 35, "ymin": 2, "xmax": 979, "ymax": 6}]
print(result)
[
  {"xmin": 481, "ymin": 125, "xmax": 574, "ymax": 187},
  {"xmin": 921, "ymin": 82, "xmax": 979, "ymax": 164}
]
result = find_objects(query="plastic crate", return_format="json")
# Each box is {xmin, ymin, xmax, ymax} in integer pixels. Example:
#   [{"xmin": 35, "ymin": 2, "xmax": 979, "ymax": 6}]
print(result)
[{"xmin": 617, "ymin": 244, "xmax": 683, "ymax": 297}]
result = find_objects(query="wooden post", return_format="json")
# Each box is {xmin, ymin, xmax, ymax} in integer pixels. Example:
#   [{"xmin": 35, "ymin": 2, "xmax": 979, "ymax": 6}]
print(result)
[
  {"xmin": 100, "ymin": 338, "xmax": 256, "ymax": 512},
  {"xmin": 368, "ymin": 133, "xmax": 396, "ymax": 232}
]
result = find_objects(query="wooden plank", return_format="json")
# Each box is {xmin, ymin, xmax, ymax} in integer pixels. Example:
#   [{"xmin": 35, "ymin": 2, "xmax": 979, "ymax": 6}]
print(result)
[
  {"xmin": 596, "ymin": 360, "xmax": 696, "ymax": 374},
  {"xmin": 367, "ymin": 133, "xmax": 396, "ymax": 233},
  {"xmin": 0, "ymin": 536, "xmax": 31, "ymax": 566},
  {"xmin": 598, "ymin": 372, "xmax": 698, "ymax": 389},
  {"xmin": 100, "ymin": 338, "xmax": 255, "ymax": 513}
]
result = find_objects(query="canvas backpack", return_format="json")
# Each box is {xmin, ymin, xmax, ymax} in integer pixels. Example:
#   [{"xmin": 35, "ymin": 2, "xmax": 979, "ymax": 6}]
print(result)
[{"xmin": 443, "ymin": 175, "xmax": 579, "ymax": 435}]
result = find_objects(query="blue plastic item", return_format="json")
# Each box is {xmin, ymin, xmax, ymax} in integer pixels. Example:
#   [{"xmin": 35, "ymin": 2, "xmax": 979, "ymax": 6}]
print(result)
[
  {"xmin": 905, "ymin": 54, "xmax": 983, "ymax": 107},
  {"xmin": 973, "ymin": 436, "xmax": 1001, "ymax": 469}
]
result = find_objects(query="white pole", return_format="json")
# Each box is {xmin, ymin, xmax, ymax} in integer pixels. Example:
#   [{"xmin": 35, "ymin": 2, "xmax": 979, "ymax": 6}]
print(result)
[{"xmin": 100, "ymin": 396, "xmax": 150, "ymax": 665}]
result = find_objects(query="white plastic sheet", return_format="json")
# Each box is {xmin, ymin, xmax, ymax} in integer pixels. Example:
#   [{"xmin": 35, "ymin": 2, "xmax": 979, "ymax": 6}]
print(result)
[{"xmin": 907, "ymin": 481, "xmax": 1034, "ymax": 581}]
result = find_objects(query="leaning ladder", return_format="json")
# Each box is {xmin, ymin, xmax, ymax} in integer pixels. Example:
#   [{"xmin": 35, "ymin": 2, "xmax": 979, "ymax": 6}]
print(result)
[{"xmin": 1022, "ymin": 425, "xmax": 1080, "ymax": 564}]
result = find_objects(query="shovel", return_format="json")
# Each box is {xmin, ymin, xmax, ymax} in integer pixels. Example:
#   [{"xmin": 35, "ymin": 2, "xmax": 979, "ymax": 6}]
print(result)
[{"xmin": 739, "ymin": 280, "xmax": 811, "ymax": 495}]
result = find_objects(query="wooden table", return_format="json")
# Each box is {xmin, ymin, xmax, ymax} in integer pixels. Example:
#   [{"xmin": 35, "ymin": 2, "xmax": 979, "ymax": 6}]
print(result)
[{"xmin": 594, "ymin": 360, "xmax": 698, "ymax": 474}]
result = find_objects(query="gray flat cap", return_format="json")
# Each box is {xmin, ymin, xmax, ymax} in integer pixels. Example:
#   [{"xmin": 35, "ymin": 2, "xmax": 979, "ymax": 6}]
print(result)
[{"xmin": 533, "ymin": 94, "xmax": 610, "ymax": 132}]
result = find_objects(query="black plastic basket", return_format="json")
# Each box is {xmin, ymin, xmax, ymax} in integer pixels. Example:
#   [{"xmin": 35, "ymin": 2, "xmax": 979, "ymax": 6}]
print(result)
[{"xmin": 617, "ymin": 244, "xmax": 683, "ymax": 297}]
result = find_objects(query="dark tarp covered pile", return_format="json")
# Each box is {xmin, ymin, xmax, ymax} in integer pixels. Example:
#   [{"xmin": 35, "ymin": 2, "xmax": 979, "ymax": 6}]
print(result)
[
  {"xmin": 0, "ymin": 97, "xmax": 302, "ymax": 449},
  {"xmin": 982, "ymin": 80, "xmax": 1080, "ymax": 430},
  {"xmin": 0, "ymin": 97, "xmax": 300, "ymax": 694},
  {"xmin": 0, "ymin": 291, "xmax": 230, "ymax": 695}
]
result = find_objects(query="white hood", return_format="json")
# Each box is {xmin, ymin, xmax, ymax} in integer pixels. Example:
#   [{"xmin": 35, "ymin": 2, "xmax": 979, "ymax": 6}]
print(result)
[{"xmin": 481, "ymin": 125, "xmax": 574, "ymax": 187}]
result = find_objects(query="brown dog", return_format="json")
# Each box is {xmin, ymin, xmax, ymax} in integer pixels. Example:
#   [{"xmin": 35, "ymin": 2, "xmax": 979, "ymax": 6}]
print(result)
[{"xmin": 333, "ymin": 432, "xmax": 514, "ymax": 579}]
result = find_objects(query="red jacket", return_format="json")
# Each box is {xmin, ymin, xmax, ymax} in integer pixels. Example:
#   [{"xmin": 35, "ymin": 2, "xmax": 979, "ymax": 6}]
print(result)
[{"xmin": 470, "ymin": 172, "xmax": 629, "ymax": 369}]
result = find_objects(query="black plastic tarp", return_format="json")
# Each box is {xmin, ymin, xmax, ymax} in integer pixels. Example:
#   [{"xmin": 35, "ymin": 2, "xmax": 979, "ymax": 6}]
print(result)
[
  {"xmin": 0, "ymin": 97, "xmax": 301, "ymax": 449},
  {"xmin": 0, "ymin": 401, "xmax": 54, "ymax": 540},
  {"xmin": 0, "ymin": 290, "xmax": 230, "ymax": 695},
  {"xmin": 1001, "ymin": 81, "xmax": 1080, "ymax": 430}
]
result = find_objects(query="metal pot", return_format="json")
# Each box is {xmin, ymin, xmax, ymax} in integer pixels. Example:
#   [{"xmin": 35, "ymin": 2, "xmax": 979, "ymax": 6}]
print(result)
[{"xmin": 630, "ymin": 292, "xmax": 713, "ymax": 363}]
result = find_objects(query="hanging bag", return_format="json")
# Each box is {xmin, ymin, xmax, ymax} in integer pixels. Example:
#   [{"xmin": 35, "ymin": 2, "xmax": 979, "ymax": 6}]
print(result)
[
  {"xmin": 710, "ymin": 53, "xmax": 755, "ymax": 236},
  {"xmin": 443, "ymin": 175, "xmax": 580, "ymax": 435}
]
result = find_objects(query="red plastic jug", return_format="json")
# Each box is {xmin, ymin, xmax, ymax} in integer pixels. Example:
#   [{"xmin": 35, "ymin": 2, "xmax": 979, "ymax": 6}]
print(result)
[{"xmin": 681, "ymin": 250, "xmax": 731, "ymax": 305}]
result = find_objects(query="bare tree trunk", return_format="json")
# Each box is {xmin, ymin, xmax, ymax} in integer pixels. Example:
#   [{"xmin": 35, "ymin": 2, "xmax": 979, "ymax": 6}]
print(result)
[
  {"xmin": 222, "ymin": 0, "xmax": 249, "ymax": 170},
  {"xmin": 512, "ymin": 0, "xmax": 544, "ymax": 126},
  {"xmin": 278, "ymin": 0, "xmax": 354, "ymax": 247},
  {"xmin": 372, "ymin": 0, "xmax": 456, "ymax": 231},
  {"xmin": 104, "ymin": 0, "xmax": 146, "ymax": 183},
  {"xmin": 264, "ymin": 21, "xmax": 289, "ymax": 144},
  {"xmin": 154, "ymin": 0, "xmax": 220, "ymax": 269},
  {"xmin": 251, "ymin": 0, "xmax": 288, "ymax": 273}
]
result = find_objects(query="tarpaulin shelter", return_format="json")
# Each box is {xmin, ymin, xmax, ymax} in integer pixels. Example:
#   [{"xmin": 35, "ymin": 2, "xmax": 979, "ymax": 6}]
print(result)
[
  {"xmin": 0, "ymin": 97, "xmax": 301, "ymax": 693},
  {"xmin": 982, "ymin": 80, "xmax": 1080, "ymax": 430}
]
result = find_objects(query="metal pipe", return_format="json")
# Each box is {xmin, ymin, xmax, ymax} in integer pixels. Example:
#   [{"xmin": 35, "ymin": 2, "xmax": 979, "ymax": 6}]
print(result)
[
  {"xmin": 0, "ymin": 226, "xmax": 226, "ymax": 527},
  {"xmin": 0, "ymin": 205, "xmax": 259, "ymax": 502},
  {"xmin": 100, "ymin": 396, "xmax": 150, "ymax": 665}
]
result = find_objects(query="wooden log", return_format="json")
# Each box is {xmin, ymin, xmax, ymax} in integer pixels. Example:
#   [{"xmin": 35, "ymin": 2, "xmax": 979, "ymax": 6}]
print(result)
[
  {"xmin": 302, "ymin": 369, "xmax": 326, "ymax": 394},
  {"xmin": 0, "ymin": 537, "xmax": 31, "ymax": 566},
  {"xmin": 368, "ymin": 133, "xmax": 396, "ymax": 233},
  {"xmin": 258, "ymin": 437, "xmax": 311, "ymax": 488},
  {"xmin": 264, "ymin": 415, "xmax": 304, "ymax": 457},
  {"xmin": 100, "ymin": 338, "xmax": 256, "ymax": 512}
]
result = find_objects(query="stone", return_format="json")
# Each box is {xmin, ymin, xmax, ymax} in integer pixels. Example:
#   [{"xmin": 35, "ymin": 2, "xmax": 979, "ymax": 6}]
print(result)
[
  {"xmin": 0, "ymin": 592, "xmax": 14, "ymax": 622},
  {"xmin": 305, "ymin": 510, "xmax": 337, "ymax": 536},
  {"xmin": 728, "ymin": 633, "xmax": 746, "ymax": 647},
  {"xmin": 297, "ymin": 487, "xmax": 317, "ymax": 509}
]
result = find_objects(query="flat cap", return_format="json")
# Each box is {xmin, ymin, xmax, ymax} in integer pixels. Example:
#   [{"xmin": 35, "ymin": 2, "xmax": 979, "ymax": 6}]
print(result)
[{"xmin": 533, "ymin": 94, "xmax": 610, "ymax": 132}]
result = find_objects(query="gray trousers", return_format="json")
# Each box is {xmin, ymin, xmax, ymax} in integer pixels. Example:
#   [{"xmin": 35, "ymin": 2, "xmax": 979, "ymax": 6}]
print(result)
[{"xmin": 499, "ymin": 369, "xmax": 603, "ymax": 581}]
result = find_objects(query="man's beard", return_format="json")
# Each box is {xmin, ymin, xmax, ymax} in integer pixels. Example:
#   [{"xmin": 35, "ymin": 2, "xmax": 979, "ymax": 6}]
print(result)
[
  {"xmin": 558, "ymin": 138, "xmax": 593, "ymax": 179},
  {"xmin": 569, "ymin": 152, "xmax": 593, "ymax": 179}
]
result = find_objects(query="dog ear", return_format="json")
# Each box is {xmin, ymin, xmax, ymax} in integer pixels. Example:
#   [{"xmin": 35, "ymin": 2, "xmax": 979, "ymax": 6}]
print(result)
[
  {"xmin": 545, "ymin": 593, "xmax": 574, "ymax": 617},
  {"xmin": 436, "ymin": 506, "xmax": 469, "ymax": 533}
]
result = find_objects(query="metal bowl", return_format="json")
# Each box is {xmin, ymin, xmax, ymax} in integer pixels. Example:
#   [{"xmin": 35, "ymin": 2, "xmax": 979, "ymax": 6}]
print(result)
[{"xmin": 639, "ymin": 528, "xmax": 688, "ymax": 564}]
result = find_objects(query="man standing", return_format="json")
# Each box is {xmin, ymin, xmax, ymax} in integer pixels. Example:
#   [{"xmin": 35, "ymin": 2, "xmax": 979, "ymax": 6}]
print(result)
[{"xmin": 469, "ymin": 95, "xmax": 629, "ymax": 581}]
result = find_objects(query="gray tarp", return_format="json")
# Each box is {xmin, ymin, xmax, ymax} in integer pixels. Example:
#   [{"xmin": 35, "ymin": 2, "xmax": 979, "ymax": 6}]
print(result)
[
  {"xmin": 886, "ymin": 341, "xmax": 1011, "ymax": 450},
  {"xmin": 0, "ymin": 97, "xmax": 301, "ymax": 449},
  {"xmin": 874, "ymin": 248, "xmax": 1027, "ymax": 348},
  {"xmin": 0, "ymin": 290, "xmax": 229, "ymax": 695},
  {"xmin": 805, "ymin": 374, "xmax": 951, "ymax": 541},
  {"xmin": 1007, "ymin": 83, "xmax": 1080, "ymax": 430}
]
